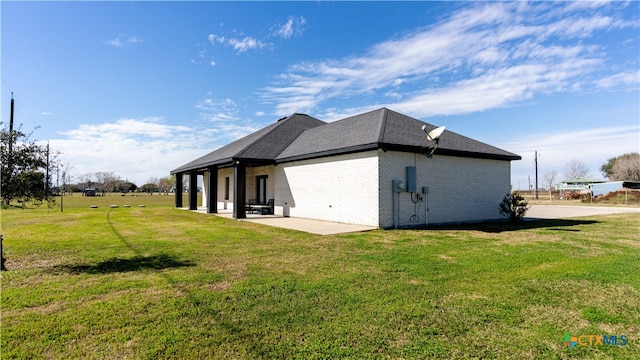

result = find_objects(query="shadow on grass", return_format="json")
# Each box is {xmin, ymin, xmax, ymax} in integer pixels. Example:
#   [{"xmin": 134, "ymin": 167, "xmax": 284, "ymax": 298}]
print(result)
[
  {"xmin": 56, "ymin": 254, "xmax": 196, "ymax": 274},
  {"xmin": 102, "ymin": 210, "xmax": 270, "ymax": 356},
  {"xmin": 429, "ymin": 218, "xmax": 599, "ymax": 233}
]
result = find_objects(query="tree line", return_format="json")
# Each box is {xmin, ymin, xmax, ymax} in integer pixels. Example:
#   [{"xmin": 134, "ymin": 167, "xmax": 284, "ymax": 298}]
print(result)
[
  {"xmin": 1, "ymin": 123, "xmax": 176, "ymax": 207},
  {"xmin": 69, "ymin": 172, "xmax": 176, "ymax": 195}
]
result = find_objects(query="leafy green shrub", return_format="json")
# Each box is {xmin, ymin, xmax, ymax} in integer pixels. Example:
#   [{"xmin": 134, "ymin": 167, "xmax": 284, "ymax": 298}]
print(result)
[{"xmin": 499, "ymin": 192, "xmax": 529, "ymax": 222}]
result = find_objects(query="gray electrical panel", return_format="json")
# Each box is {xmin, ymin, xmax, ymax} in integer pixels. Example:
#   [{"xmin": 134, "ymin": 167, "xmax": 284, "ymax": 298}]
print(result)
[{"xmin": 406, "ymin": 166, "xmax": 416, "ymax": 193}]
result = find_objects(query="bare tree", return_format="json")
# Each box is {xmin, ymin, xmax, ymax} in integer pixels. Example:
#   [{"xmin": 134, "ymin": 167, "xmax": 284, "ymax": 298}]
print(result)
[
  {"xmin": 610, "ymin": 153, "xmax": 640, "ymax": 181},
  {"xmin": 564, "ymin": 159, "xmax": 589, "ymax": 180},
  {"xmin": 542, "ymin": 170, "xmax": 557, "ymax": 190},
  {"xmin": 55, "ymin": 162, "xmax": 74, "ymax": 195},
  {"xmin": 94, "ymin": 171, "xmax": 120, "ymax": 195},
  {"xmin": 78, "ymin": 173, "xmax": 94, "ymax": 191},
  {"xmin": 158, "ymin": 175, "xmax": 176, "ymax": 195},
  {"xmin": 143, "ymin": 177, "xmax": 160, "ymax": 194},
  {"xmin": 542, "ymin": 170, "xmax": 557, "ymax": 200},
  {"xmin": 147, "ymin": 177, "xmax": 159, "ymax": 187}
]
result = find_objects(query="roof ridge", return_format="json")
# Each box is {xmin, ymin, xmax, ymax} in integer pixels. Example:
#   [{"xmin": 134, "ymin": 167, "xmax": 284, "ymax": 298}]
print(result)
[
  {"xmin": 235, "ymin": 114, "xmax": 295, "ymax": 158},
  {"xmin": 377, "ymin": 108, "xmax": 389, "ymax": 144}
]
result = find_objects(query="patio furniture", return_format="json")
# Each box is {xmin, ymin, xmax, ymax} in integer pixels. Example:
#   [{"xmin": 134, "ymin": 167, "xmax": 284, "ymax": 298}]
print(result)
[{"xmin": 245, "ymin": 199, "xmax": 274, "ymax": 215}]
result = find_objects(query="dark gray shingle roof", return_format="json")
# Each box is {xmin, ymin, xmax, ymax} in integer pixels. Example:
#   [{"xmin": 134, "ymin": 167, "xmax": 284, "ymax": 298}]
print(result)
[
  {"xmin": 382, "ymin": 109, "xmax": 521, "ymax": 160},
  {"xmin": 276, "ymin": 108, "xmax": 521, "ymax": 162},
  {"xmin": 172, "ymin": 108, "xmax": 520, "ymax": 173},
  {"xmin": 276, "ymin": 108, "xmax": 385, "ymax": 161},
  {"xmin": 171, "ymin": 113, "xmax": 325, "ymax": 173}
]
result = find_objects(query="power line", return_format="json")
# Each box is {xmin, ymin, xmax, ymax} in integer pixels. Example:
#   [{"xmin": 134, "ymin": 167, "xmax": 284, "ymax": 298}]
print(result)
[{"xmin": 2, "ymin": 79, "xmax": 40, "ymax": 129}]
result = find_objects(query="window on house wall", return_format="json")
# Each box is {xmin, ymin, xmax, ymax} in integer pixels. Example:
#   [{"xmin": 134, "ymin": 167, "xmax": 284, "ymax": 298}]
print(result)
[
  {"xmin": 256, "ymin": 175, "xmax": 267, "ymax": 204},
  {"xmin": 224, "ymin": 177, "xmax": 230, "ymax": 200}
]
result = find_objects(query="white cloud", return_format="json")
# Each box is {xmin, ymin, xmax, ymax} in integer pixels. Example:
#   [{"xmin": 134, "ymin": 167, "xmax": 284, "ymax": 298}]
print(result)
[
  {"xmin": 228, "ymin": 37, "xmax": 267, "ymax": 53},
  {"xmin": 194, "ymin": 96, "xmax": 262, "ymax": 143},
  {"xmin": 272, "ymin": 16, "xmax": 307, "ymax": 39},
  {"xmin": 208, "ymin": 34, "xmax": 225, "ymax": 44},
  {"xmin": 595, "ymin": 70, "xmax": 640, "ymax": 89},
  {"xmin": 50, "ymin": 118, "xmax": 213, "ymax": 185},
  {"xmin": 563, "ymin": 0, "xmax": 612, "ymax": 12},
  {"xmin": 106, "ymin": 34, "xmax": 143, "ymax": 48},
  {"xmin": 196, "ymin": 98, "xmax": 238, "ymax": 121},
  {"xmin": 201, "ymin": 16, "xmax": 304, "ymax": 61},
  {"xmin": 62, "ymin": 117, "xmax": 189, "ymax": 138},
  {"xmin": 260, "ymin": 2, "xmax": 636, "ymax": 117},
  {"xmin": 206, "ymin": 33, "xmax": 269, "ymax": 54}
]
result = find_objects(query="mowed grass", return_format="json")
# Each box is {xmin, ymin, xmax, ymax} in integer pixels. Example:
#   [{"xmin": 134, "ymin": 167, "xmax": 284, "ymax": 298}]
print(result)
[{"xmin": 2, "ymin": 194, "xmax": 639, "ymax": 359}]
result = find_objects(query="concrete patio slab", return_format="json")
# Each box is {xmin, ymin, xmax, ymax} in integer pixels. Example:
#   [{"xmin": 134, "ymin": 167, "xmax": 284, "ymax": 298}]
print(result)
[
  {"xmin": 241, "ymin": 217, "xmax": 378, "ymax": 235},
  {"xmin": 189, "ymin": 207, "xmax": 377, "ymax": 235}
]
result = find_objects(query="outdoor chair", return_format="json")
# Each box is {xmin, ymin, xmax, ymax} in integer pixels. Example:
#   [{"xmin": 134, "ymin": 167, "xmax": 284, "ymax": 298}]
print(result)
[{"xmin": 245, "ymin": 199, "xmax": 259, "ymax": 213}]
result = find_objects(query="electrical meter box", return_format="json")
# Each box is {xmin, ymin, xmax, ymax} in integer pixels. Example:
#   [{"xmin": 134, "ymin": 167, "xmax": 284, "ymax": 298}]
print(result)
[{"xmin": 406, "ymin": 166, "xmax": 416, "ymax": 193}]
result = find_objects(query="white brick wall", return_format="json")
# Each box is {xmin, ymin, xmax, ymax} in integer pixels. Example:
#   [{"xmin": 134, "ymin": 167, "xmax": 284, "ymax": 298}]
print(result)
[
  {"xmin": 275, "ymin": 151, "xmax": 380, "ymax": 226},
  {"xmin": 217, "ymin": 167, "xmax": 234, "ymax": 210},
  {"xmin": 378, "ymin": 151, "xmax": 511, "ymax": 228},
  {"xmin": 202, "ymin": 172, "xmax": 209, "ymax": 208},
  {"xmin": 205, "ymin": 149, "xmax": 512, "ymax": 228},
  {"xmin": 246, "ymin": 165, "xmax": 276, "ymax": 201}
]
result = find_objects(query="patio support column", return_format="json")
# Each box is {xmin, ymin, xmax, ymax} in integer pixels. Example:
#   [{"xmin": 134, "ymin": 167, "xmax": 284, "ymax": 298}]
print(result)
[
  {"xmin": 189, "ymin": 170, "xmax": 198, "ymax": 210},
  {"xmin": 207, "ymin": 166, "xmax": 218, "ymax": 214},
  {"xmin": 233, "ymin": 161, "xmax": 246, "ymax": 219},
  {"xmin": 175, "ymin": 172, "xmax": 183, "ymax": 208}
]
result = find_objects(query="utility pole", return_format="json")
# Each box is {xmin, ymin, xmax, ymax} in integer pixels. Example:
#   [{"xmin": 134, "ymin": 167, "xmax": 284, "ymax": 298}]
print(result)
[
  {"xmin": 534, "ymin": 150, "xmax": 539, "ymax": 200},
  {"xmin": 61, "ymin": 171, "xmax": 65, "ymax": 212},
  {"xmin": 9, "ymin": 92, "xmax": 14, "ymax": 155},
  {"xmin": 3, "ymin": 94, "xmax": 14, "ymax": 269},
  {"xmin": 4, "ymin": 93, "xmax": 15, "ymax": 209},
  {"xmin": 46, "ymin": 142, "xmax": 50, "ymax": 198}
]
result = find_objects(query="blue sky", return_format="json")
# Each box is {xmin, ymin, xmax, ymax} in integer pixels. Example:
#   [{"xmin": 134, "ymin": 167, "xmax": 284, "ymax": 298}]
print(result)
[{"xmin": 2, "ymin": 1, "xmax": 638, "ymax": 188}]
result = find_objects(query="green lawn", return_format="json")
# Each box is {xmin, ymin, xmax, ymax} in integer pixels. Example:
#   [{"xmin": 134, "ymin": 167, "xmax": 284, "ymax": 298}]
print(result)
[{"xmin": 1, "ymin": 194, "xmax": 639, "ymax": 359}]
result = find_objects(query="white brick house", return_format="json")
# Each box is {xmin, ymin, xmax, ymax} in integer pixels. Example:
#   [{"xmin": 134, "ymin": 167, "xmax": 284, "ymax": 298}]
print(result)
[{"xmin": 171, "ymin": 108, "xmax": 520, "ymax": 228}]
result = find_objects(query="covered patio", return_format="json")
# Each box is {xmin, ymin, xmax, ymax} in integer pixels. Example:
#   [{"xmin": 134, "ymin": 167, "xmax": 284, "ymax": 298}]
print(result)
[
  {"xmin": 172, "ymin": 160, "xmax": 272, "ymax": 219},
  {"xmin": 171, "ymin": 113, "xmax": 326, "ymax": 220}
]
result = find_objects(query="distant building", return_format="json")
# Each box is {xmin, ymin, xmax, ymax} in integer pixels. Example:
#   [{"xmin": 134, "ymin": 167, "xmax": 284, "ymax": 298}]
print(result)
[
  {"xmin": 83, "ymin": 188, "xmax": 98, "ymax": 196},
  {"xmin": 171, "ymin": 108, "xmax": 521, "ymax": 228},
  {"xmin": 556, "ymin": 177, "xmax": 606, "ymax": 192},
  {"xmin": 591, "ymin": 181, "xmax": 640, "ymax": 196}
]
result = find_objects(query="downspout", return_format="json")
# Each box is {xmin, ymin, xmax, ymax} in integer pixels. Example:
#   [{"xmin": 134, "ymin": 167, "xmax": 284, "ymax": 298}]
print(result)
[{"xmin": 424, "ymin": 193, "xmax": 429, "ymax": 227}]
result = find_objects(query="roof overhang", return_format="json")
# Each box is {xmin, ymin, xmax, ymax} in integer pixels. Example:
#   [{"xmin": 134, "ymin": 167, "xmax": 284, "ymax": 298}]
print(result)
[
  {"xmin": 171, "ymin": 158, "xmax": 277, "ymax": 174},
  {"xmin": 275, "ymin": 142, "xmax": 521, "ymax": 164}
]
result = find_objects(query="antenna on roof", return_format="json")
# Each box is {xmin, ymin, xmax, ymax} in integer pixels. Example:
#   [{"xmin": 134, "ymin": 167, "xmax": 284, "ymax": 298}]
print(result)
[{"xmin": 421, "ymin": 125, "xmax": 446, "ymax": 158}]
